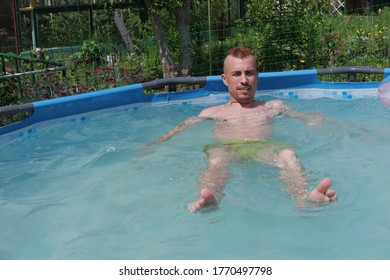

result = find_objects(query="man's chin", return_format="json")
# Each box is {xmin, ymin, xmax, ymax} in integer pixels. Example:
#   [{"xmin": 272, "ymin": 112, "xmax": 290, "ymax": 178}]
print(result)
[{"xmin": 238, "ymin": 94, "xmax": 254, "ymax": 101}]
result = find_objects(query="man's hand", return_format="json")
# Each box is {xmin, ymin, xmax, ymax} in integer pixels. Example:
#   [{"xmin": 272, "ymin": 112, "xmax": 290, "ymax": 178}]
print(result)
[{"xmin": 304, "ymin": 112, "xmax": 326, "ymax": 126}]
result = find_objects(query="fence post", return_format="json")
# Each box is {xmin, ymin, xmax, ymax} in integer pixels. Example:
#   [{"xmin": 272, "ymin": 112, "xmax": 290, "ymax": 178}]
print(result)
[{"xmin": 13, "ymin": 56, "xmax": 22, "ymax": 94}]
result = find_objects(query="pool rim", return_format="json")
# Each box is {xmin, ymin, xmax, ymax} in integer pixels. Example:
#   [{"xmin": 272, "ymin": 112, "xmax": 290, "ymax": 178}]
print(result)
[{"xmin": 1, "ymin": 66, "xmax": 389, "ymax": 136}]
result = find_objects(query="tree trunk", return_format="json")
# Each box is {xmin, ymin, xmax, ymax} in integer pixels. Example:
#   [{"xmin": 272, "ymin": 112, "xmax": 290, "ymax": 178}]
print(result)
[
  {"xmin": 175, "ymin": 0, "xmax": 193, "ymax": 76},
  {"xmin": 143, "ymin": 0, "xmax": 175, "ymax": 78},
  {"xmin": 114, "ymin": 10, "xmax": 138, "ymax": 58}
]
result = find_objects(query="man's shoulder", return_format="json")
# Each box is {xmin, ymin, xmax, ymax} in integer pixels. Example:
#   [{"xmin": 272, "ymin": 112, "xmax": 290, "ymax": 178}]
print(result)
[
  {"xmin": 265, "ymin": 99, "xmax": 285, "ymax": 108},
  {"xmin": 263, "ymin": 99, "xmax": 288, "ymax": 115}
]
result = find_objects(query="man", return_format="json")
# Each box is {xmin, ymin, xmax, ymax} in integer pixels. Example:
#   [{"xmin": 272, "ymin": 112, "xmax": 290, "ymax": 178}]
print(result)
[{"xmin": 157, "ymin": 46, "xmax": 336, "ymax": 212}]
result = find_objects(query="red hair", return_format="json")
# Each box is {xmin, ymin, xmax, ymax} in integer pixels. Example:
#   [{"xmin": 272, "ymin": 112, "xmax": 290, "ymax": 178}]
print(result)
[
  {"xmin": 226, "ymin": 46, "xmax": 253, "ymax": 59},
  {"xmin": 223, "ymin": 47, "xmax": 256, "ymax": 73}
]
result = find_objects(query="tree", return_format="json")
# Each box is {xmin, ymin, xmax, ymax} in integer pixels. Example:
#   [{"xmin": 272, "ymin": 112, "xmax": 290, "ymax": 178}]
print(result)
[
  {"xmin": 175, "ymin": 0, "xmax": 193, "ymax": 76},
  {"xmin": 143, "ymin": 0, "xmax": 196, "ymax": 77},
  {"xmin": 143, "ymin": 0, "xmax": 175, "ymax": 78}
]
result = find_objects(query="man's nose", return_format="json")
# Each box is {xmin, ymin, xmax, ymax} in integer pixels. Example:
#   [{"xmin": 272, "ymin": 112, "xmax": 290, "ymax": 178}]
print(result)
[{"xmin": 240, "ymin": 73, "xmax": 249, "ymax": 83}]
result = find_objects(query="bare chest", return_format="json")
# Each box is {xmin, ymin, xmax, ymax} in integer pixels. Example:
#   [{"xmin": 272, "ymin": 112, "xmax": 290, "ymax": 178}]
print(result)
[{"xmin": 217, "ymin": 106, "xmax": 278, "ymax": 122}]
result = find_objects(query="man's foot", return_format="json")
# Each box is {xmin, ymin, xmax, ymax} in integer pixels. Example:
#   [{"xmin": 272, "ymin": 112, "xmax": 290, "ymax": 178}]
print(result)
[
  {"xmin": 307, "ymin": 177, "xmax": 337, "ymax": 202},
  {"xmin": 188, "ymin": 188, "xmax": 218, "ymax": 212}
]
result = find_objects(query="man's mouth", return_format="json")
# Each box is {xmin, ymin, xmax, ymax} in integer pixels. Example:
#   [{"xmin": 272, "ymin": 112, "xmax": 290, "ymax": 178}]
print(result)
[{"xmin": 238, "ymin": 87, "xmax": 251, "ymax": 92}]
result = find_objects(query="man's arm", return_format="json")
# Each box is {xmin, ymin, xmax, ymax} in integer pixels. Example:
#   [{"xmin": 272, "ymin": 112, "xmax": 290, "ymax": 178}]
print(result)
[
  {"xmin": 156, "ymin": 116, "xmax": 203, "ymax": 143},
  {"xmin": 269, "ymin": 100, "xmax": 326, "ymax": 126},
  {"xmin": 284, "ymin": 108, "xmax": 326, "ymax": 126},
  {"xmin": 132, "ymin": 116, "xmax": 203, "ymax": 161}
]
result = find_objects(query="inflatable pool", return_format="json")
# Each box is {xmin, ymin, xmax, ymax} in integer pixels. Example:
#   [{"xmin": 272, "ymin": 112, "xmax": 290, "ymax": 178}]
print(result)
[{"xmin": 1, "ymin": 66, "xmax": 390, "ymax": 136}]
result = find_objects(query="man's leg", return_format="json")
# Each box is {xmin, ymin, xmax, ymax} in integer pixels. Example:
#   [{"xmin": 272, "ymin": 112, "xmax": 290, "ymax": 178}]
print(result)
[
  {"xmin": 188, "ymin": 146, "xmax": 239, "ymax": 212},
  {"xmin": 274, "ymin": 149, "xmax": 336, "ymax": 206}
]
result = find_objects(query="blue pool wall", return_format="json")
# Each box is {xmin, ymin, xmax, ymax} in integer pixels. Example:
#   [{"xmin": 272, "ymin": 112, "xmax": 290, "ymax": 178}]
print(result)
[{"xmin": 1, "ymin": 68, "xmax": 390, "ymax": 136}]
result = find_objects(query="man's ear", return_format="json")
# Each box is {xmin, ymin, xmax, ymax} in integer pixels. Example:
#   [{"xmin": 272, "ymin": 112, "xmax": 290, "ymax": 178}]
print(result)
[{"xmin": 222, "ymin": 73, "xmax": 228, "ymax": 86}]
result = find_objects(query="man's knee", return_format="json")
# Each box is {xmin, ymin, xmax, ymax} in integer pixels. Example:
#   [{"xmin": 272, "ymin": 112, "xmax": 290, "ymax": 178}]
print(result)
[
  {"xmin": 279, "ymin": 148, "xmax": 296, "ymax": 159},
  {"xmin": 276, "ymin": 148, "xmax": 298, "ymax": 167},
  {"xmin": 209, "ymin": 157, "xmax": 225, "ymax": 166}
]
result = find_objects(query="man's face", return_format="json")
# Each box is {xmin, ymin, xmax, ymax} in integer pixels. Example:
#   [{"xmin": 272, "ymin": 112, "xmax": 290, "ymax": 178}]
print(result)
[{"xmin": 222, "ymin": 55, "xmax": 258, "ymax": 104}]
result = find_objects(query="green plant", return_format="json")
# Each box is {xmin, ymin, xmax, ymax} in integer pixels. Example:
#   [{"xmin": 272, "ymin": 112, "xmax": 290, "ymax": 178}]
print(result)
[
  {"xmin": 0, "ymin": 78, "xmax": 20, "ymax": 106},
  {"xmin": 73, "ymin": 39, "xmax": 104, "ymax": 65}
]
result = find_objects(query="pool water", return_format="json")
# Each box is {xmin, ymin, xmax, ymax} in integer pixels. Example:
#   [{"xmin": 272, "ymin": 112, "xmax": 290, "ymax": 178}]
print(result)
[{"xmin": 1, "ymin": 93, "xmax": 390, "ymax": 260}]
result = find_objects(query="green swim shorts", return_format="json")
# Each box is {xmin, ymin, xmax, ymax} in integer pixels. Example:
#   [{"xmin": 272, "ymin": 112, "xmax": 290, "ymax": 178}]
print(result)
[{"xmin": 203, "ymin": 140, "xmax": 284, "ymax": 160}]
